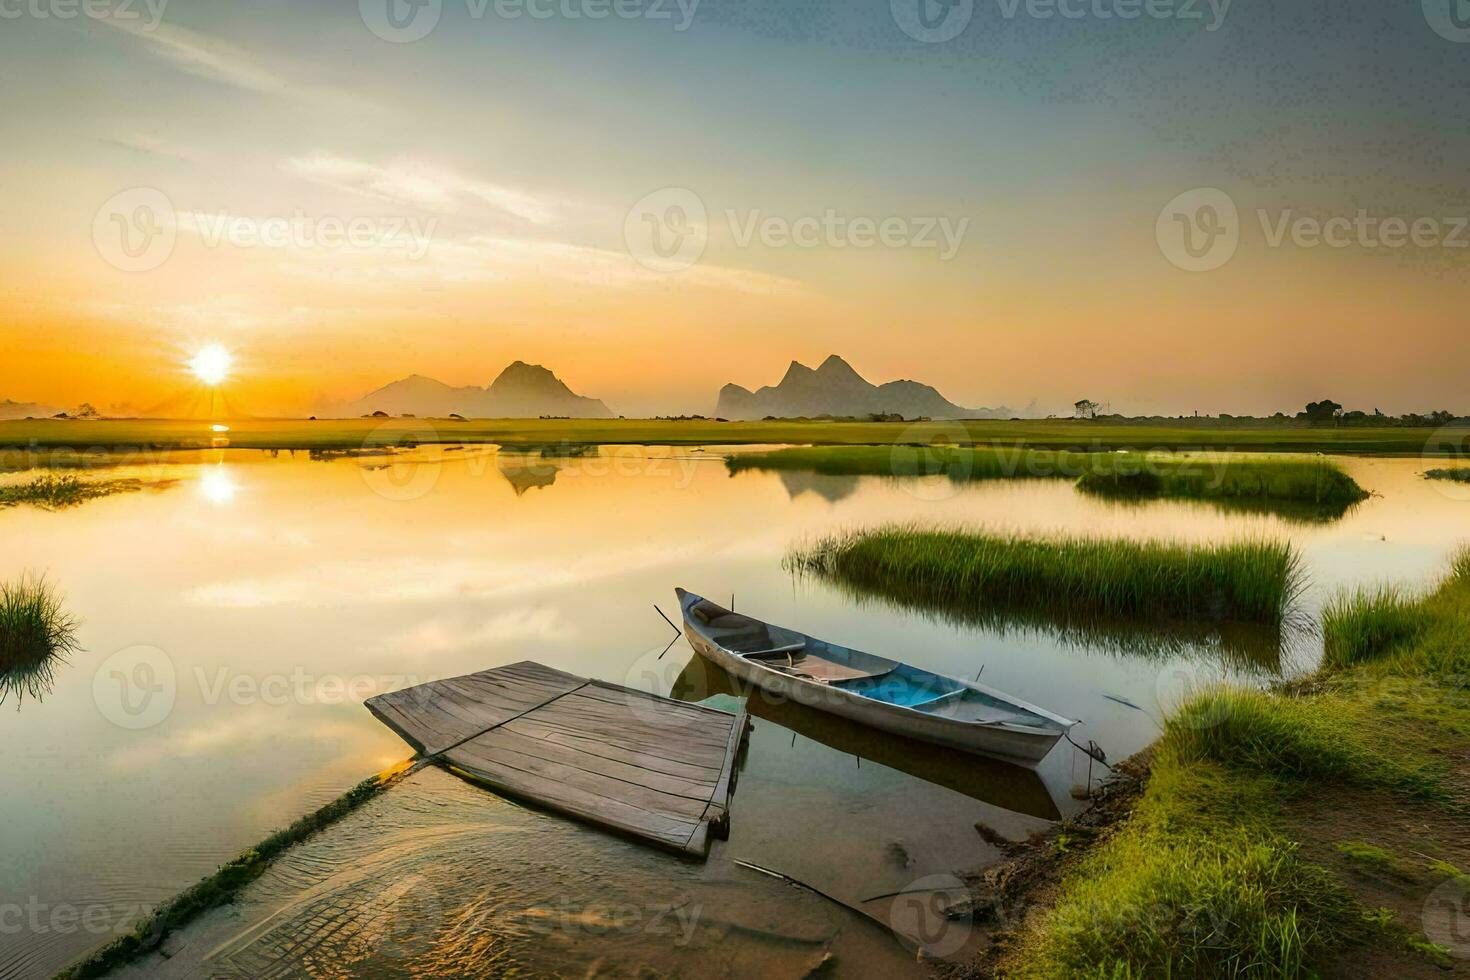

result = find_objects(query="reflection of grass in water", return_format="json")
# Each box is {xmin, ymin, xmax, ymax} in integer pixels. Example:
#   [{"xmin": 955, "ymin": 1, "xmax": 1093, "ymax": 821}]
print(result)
[
  {"xmin": 790, "ymin": 526, "xmax": 1305, "ymax": 628},
  {"xmin": 0, "ymin": 474, "xmax": 151, "ymax": 510},
  {"xmin": 791, "ymin": 565, "xmax": 1293, "ymax": 675},
  {"xmin": 727, "ymin": 444, "xmax": 1089, "ymax": 482},
  {"xmin": 1085, "ymin": 489, "xmax": 1362, "ymax": 526},
  {"xmin": 0, "ymin": 449, "xmax": 125, "ymax": 473},
  {"xmin": 0, "ymin": 574, "xmax": 79, "ymax": 707},
  {"xmin": 1424, "ymin": 467, "xmax": 1470, "ymax": 483}
]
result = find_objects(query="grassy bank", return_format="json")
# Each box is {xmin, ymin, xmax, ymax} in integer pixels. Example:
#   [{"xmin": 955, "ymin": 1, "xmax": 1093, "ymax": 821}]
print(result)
[
  {"xmin": 0, "ymin": 575, "xmax": 78, "ymax": 706},
  {"xmin": 1425, "ymin": 467, "xmax": 1470, "ymax": 483},
  {"xmin": 790, "ymin": 527, "xmax": 1303, "ymax": 626},
  {"xmin": 994, "ymin": 552, "xmax": 1470, "ymax": 978},
  {"xmin": 0, "ymin": 417, "xmax": 1462, "ymax": 455},
  {"xmin": 0, "ymin": 474, "xmax": 149, "ymax": 509},
  {"xmin": 58, "ymin": 760, "xmax": 422, "ymax": 979}
]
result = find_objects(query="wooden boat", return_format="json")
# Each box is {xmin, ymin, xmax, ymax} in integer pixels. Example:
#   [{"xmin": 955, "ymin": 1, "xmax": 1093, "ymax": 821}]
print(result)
[{"xmin": 677, "ymin": 589, "xmax": 1074, "ymax": 766}]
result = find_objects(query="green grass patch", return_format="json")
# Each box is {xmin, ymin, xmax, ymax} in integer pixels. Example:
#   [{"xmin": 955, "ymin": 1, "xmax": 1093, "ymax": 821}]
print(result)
[
  {"xmin": 1335, "ymin": 842, "xmax": 1410, "ymax": 878},
  {"xmin": 57, "ymin": 761, "xmax": 420, "ymax": 979},
  {"xmin": 1008, "ymin": 554, "xmax": 1470, "ymax": 979},
  {"xmin": 789, "ymin": 527, "xmax": 1303, "ymax": 626},
  {"xmin": 1424, "ymin": 467, "xmax": 1470, "ymax": 483},
  {"xmin": 0, "ymin": 574, "xmax": 79, "ymax": 707},
  {"xmin": 1076, "ymin": 453, "xmax": 1368, "ymax": 515},
  {"xmin": 1320, "ymin": 547, "xmax": 1470, "ymax": 678},
  {"xmin": 1164, "ymin": 688, "xmax": 1443, "ymax": 798},
  {"xmin": 1011, "ymin": 755, "xmax": 1363, "ymax": 980},
  {"xmin": 0, "ymin": 474, "xmax": 147, "ymax": 509}
]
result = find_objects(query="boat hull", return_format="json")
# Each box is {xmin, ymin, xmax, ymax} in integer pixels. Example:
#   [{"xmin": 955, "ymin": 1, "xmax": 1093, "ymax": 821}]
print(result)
[{"xmin": 683, "ymin": 627, "xmax": 1064, "ymax": 766}]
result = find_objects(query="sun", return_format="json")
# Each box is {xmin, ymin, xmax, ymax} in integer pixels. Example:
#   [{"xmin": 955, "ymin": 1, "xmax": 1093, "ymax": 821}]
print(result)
[{"xmin": 189, "ymin": 345, "xmax": 233, "ymax": 386}]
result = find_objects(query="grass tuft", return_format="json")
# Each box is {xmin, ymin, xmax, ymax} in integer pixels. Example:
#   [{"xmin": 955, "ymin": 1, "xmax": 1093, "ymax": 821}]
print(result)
[
  {"xmin": 0, "ymin": 574, "xmax": 80, "ymax": 706},
  {"xmin": 1335, "ymin": 842, "xmax": 1410, "ymax": 878},
  {"xmin": 789, "ymin": 526, "xmax": 1304, "ymax": 626},
  {"xmin": 1164, "ymin": 688, "xmax": 1442, "ymax": 798},
  {"xmin": 1321, "ymin": 586, "xmax": 1425, "ymax": 669}
]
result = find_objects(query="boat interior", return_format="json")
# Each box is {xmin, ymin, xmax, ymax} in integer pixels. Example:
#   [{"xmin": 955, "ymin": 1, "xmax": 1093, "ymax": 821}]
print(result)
[{"xmin": 686, "ymin": 596, "xmax": 1038, "ymax": 721}]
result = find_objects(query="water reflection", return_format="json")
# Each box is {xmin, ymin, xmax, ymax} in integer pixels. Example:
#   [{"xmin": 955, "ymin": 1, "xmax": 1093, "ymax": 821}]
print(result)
[
  {"xmin": 775, "ymin": 470, "xmax": 860, "ymax": 504},
  {"xmin": 789, "ymin": 570, "xmax": 1302, "ymax": 676},
  {"xmin": 1079, "ymin": 488, "xmax": 1365, "ymax": 525},
  {"xmin": 495, "ymin": 450, "xmax": 565, "ymax": 495},
  {"xmin": 670, "ymin": 656, "xmax": 1060, "ymax": 820},
  {"xmin": 198, "ymin": 464, "xmax": 238, "ymax": 505}
]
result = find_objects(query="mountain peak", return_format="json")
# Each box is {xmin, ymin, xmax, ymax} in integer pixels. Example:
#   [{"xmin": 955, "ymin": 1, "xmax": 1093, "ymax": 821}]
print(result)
[
  {"xmin": 345, "ymin": 362, "xmax": 612, "ymax": 418},
  {"xmin": 715, "ymin": 354, "xmax": 1006, "ymax": 421}
]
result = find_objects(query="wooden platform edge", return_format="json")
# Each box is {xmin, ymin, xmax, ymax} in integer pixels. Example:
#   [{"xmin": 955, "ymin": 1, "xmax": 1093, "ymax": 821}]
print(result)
[{"xmin": 694, "ymin": 697, "xmax": 750, "ymax": 850}]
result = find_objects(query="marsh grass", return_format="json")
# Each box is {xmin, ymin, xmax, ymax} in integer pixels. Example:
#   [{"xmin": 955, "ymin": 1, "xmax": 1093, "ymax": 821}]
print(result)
[
  {"xmin": 1076, "ymin": 453, "xmax": 1368, "ymax": 508},
  {"xmin": 1424, "ymin": 467, "xmax": 1470, "ymax": 483},
  {"xmin": 0, "ymin": 574, "xmax": 79, "ymax": 707},
  {"xmin": 0, "ymin": 474, "xmax": 148, "ymax": 509},
  {"xmin": 1320, "ymin": 547, "xmax": 1470, "ymax": 677},
  {"xmin": 789, "ymin": 527, "xmax": 1304, "ymax": 626}
]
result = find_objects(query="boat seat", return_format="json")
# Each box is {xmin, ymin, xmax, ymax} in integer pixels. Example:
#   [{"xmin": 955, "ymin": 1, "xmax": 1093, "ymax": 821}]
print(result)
[
  {"xmin": 769, "ymin": 652, "xmax": 895, "ymax": 684},
  {"xmin": 742, "ymin": 641, "xmax": 808, "ymax": 659}
]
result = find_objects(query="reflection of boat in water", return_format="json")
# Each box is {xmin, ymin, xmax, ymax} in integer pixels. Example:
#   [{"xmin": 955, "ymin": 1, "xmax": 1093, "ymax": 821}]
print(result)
[
  {"xmin": 678, "ymin": 589, "xmax": 1074, "ymax": 767},
  {"xmin": 671, "ymin": 655, "xmax": 1061, "ymax": 821}
]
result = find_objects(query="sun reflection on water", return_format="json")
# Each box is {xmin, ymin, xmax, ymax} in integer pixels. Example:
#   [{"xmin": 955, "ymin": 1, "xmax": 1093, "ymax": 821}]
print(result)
[{"xmin": 199, "ymin": 465, "xmax": 238, "ymax": 505}]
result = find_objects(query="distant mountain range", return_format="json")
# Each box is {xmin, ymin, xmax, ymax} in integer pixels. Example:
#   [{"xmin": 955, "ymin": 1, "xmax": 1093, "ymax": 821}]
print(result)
[
  {"xmin": 345, "ymin": 362, "xmax": 613, "ymax": 419},
  {"xmin": 715, "ymin": 355, "xmax": 1017, "ymax": 420},
  {"xmin": 0, "ymin": 399, "xmax": 64, "ymax": 420}
]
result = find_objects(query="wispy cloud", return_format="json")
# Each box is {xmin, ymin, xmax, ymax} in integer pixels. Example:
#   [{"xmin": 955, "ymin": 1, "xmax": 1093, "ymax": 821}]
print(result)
[
  {"xmin": 97, "ymin": 17, "xmax": 286, "ymax": 94},
  {"xmin": 284, "ymin": 154, "xmax": 569, "ymax": 227}
]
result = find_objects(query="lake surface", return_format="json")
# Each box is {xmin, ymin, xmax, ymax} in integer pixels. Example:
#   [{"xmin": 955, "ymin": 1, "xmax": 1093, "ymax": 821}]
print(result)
[{"xmin": 2, "ymin": 447, "xmax": 1466, "ymax": 977}]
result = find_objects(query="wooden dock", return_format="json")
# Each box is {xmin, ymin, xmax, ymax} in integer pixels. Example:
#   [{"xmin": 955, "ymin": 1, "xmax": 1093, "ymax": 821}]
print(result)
[{"xmin": 365, "ymin": 661, "xmax": 749, "ymax": 857}]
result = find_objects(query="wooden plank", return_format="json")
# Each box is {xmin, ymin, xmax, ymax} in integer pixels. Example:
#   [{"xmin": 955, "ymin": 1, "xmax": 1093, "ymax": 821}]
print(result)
[
  {"xmin": 364, "ymin": 661, "xmax": 586, "ymax": 755},
  {"xmin": 443, "ymin": 759, "xmax": 700, "ymax": 849},
  {"xmin": 502, "ymin": 718, "xmax": 728, "ymax": 781},
  {"xmin": 366, "ymin": 661, "xmax": 746, "ymax": 858},
  {"xmin": 445, "ymin": 737, "xmax": 712, "ymax": 820},
  {"xmin": 467, "ymin": 727, "xmax": 718, "ymax": 799}
]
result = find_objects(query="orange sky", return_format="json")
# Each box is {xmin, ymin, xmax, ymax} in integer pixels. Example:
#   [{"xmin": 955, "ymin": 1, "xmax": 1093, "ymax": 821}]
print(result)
[{"xmin": 2, "ymin": 4, "xmax": 1466, "ymax": 418}]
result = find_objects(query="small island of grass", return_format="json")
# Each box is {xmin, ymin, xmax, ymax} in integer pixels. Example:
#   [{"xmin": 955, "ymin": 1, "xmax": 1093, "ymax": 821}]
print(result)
[
  {"xmin": 0, "ymin": 574, "xmax": 79, "ymax": 706},
  {"xmin": 0, "ymin": 474, "xmax": 151, "ymax": 510},
  {"xmin": 789, "ymin": 527, "xmax": 1303, "ymax": 626}
]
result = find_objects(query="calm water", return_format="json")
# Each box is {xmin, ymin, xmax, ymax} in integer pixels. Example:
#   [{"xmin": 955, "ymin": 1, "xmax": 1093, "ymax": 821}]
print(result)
[{"xmin": 2, "ymin": 447, "xmax": 1466, "ymax": 977}]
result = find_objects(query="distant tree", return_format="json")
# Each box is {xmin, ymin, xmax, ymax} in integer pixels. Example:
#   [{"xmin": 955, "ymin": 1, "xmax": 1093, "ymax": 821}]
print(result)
[
  {"xmin": 1074, "ymin": 399, "xmax": 1100, "ymax": 419},
  {"xmin": 1430, "ymin": 410, "xmax": 1454, "ymax": 426},
  {"xmin": 1303, "ymin": 400, "xmax": 1344, "ymax": 423}
]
